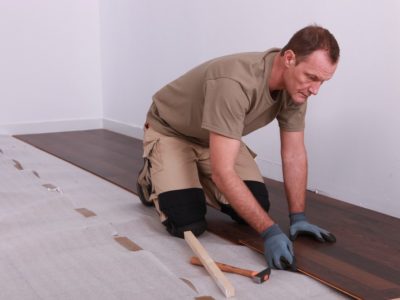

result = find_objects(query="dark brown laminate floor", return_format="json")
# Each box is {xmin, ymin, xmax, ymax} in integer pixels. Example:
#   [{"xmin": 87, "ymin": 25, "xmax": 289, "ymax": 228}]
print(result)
[{"xmin": 15, "ymin": 130, "xmax": 400, "ymax": 300}]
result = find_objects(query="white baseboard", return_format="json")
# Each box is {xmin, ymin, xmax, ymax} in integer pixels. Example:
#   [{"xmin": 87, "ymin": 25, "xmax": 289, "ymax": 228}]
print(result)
[
  {"xmin": 102, "ymin": 118, "xmax": 143, "ymax": 139},
  {"xmin": 0, "ymin": 118, "xmax": 103, "ymax": 135},
  {"xmin": 0, "ymin": 117, "xmax": 144, "ymax": 139}
]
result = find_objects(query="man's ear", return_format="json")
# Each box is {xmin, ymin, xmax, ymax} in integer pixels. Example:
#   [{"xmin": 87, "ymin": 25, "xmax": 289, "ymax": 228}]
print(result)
[{"xmin": 284, "ymin": 50, "xmax": 296, "ymax": 67}]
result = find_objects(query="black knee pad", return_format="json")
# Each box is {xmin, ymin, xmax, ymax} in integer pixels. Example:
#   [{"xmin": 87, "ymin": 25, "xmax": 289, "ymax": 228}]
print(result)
[
  {"xmin": 244, "ymin": 180, "xmax": 270, "ymax": 212},
  {"xmin": 220, "ymin": 181, "xmax": 269, "ymax": 224},
  {"xmin": 220, "ymin": 204, "xmax": 246, "ymax": 224},
  {"xmin": 158, "ymin": 188, "xmax": 207, "ymax": 238}
]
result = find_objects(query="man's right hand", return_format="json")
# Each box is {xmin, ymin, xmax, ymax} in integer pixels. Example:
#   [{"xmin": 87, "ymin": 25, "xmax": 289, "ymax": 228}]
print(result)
[{"xmin": 261, "ymin": 224, "xmax": 296, "ymax": 270}]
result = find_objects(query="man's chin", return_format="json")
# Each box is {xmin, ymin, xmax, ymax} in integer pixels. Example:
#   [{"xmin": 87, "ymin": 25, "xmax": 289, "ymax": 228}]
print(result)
[{"xmin": 291, "ymin": 95, "xmax": 308, "ymax": 105}]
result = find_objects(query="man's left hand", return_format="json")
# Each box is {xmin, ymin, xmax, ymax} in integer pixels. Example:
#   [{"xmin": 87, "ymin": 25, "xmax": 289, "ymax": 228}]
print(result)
[{"xmin": 289, "ymin": 212, "xmax": 336, "ymax": 242}]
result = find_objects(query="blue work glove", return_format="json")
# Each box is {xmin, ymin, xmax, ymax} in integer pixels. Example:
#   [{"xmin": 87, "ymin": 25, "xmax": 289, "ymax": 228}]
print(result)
[
  {"xmin": 261, "ymin": 224, "xmax": 296, "ymax": 270},
  {"xmin": 289, "ymin": 212, "xmax": 336, "ymax": 242}
]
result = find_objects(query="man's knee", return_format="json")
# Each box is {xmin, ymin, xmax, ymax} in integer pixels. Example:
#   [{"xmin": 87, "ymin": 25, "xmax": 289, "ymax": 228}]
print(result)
[
  {"xmin": 245, "ymin": 180, "xmax": 270, "ymax": 212},
  {"xmin": 158, "ymin": 188, "xmax": 207, "ymax": 238}
]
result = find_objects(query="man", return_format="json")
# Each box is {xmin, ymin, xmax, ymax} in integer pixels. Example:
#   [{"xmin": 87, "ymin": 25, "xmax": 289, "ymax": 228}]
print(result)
[{"xmin": 137, "ymin": 25, "xmax": 339, "ymax": 270}]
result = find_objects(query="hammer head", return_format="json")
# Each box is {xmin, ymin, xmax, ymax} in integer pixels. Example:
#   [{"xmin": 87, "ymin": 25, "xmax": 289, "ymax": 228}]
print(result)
[{"xmin": 252, "ymin": 267, "xmax": 271, "ymax": 284}]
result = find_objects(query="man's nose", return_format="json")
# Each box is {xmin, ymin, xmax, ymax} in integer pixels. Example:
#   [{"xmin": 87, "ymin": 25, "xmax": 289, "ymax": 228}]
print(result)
[{"xmin": 308, "ymin": 82, "xmax": 322, "ymax": 96}]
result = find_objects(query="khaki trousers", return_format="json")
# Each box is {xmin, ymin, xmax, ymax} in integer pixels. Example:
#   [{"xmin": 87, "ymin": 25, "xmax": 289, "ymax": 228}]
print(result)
[{"xmin": 143, "ymin": 126, "xmax": 264, "ymax": 222}]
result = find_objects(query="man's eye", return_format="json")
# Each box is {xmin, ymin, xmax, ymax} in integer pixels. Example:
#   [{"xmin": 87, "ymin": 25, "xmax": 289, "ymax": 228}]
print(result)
[{"xmin": 308, "ymin": 75, "xmax": 317, "ymax": 81}]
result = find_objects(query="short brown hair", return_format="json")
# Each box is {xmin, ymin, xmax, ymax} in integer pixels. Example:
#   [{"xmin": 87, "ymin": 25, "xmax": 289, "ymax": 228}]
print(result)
[{"xmin": 280, "ymin": 25, "xmax": 340, "ymax": 64}]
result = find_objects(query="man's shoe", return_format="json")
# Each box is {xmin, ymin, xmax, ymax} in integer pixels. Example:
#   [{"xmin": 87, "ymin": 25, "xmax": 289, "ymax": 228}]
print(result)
[{"xmin": 136, "ymin": 158, "xmax": 154, "ymax": 207}]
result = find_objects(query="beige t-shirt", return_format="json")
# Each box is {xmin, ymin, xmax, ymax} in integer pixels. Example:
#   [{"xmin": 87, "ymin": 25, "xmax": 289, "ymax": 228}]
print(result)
[{"xmin": 147, "ymin": 48, "xmax": 307, "ymax": 146}]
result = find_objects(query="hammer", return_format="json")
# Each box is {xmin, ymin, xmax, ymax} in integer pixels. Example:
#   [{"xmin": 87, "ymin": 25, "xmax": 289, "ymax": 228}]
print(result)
[{"xmin": 190, "ymin": 256, "xmax": 271, "ymax": 283}]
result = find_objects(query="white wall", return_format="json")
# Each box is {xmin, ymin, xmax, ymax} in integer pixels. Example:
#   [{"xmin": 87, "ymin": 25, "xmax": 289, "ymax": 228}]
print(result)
[
  {"xmin": 99, "ymin": 0, "xmax": 400, "ymax": 218},
  {"xmin": 0, "ymin": 1, "xmax": 103, "ymax": 134},
  {"xmin": 99, "ymin": 1, "xmax": 210, "ymax": 136},
  {"xmin": 1, "ymin": 1, "xmax": 397, "ymax": 218}
]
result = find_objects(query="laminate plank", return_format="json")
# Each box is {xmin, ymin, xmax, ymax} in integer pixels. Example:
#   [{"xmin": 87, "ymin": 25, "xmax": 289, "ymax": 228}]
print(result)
[
  {"xmin": 15, "ymin": 130, "xmax": 142, "ymax": 192},
  {"xmin": 14, "ymin": 130, "xmax": 400, "ymax": 300},
  {"xmin": 206, "ymin": 207, "xmax": 400, "ymax": 300}
]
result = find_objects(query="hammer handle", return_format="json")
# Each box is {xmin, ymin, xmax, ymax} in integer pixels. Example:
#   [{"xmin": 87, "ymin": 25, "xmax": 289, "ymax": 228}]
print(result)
[{"xmin": 190, "ymin": 256, "xmax": 256, "ymax": 278}]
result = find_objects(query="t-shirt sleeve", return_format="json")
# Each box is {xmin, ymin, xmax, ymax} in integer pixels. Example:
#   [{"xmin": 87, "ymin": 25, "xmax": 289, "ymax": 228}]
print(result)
[
  {"xmin": 276, "ymin": 95, "xmax": 307, "ymax": 131},
  {"xmin": 201, "ymin": 78, "xmax": 249, "ymax": 140}
]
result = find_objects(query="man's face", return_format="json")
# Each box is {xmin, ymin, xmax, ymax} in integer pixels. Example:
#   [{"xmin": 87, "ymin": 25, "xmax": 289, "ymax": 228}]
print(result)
[{"xmin": 283, "ymin": 50, "xmax": 338, "ymax": 104}]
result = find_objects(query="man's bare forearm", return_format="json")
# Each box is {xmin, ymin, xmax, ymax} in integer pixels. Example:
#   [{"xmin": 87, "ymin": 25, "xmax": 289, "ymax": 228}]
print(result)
[
  {"xmin": 280, "ymin": 130, "xmax": 307, "ymax": 213},
  {"xmin": 209, "ymin": 132, "xmax": 274, "ymax": 233},
  {"xmin": 282, "ymin": 151, "xmax": 307, "ymax": 213}
]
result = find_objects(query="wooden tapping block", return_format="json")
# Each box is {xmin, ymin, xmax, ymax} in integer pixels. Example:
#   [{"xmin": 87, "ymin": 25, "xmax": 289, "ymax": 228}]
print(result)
[{"xmin": 184, "ymin": 231, "xmax": 235, "ymax": 298}]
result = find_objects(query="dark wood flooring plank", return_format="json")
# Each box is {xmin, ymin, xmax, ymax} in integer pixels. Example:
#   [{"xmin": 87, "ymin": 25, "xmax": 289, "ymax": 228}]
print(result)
[
  {"xmin": 15, "ymin": 130, "xmax": 142, "ymax": 193},
  {"xmin": 206, "ymin": 207, "xmax": 400, "ymax": 300},
  {"xmin": 14, "ymin": 130, "xmax": 400, "ymax": 300}
]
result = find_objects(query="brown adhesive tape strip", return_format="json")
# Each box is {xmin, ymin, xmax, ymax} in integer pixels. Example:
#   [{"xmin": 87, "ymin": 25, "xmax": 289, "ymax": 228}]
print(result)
[
  {"xmin": 180, "ymin": 277, "xmax": 198, "ymax": 293},
  {"xmin": 13, "ymin": 159, "xmax": 23, "ymax": 170},
  {"xmin": 43, "ymin": 183, "xmax": 56, "ymax": 189},
  {"xmin": 114, "ymin": 236, "xmax": 142, "ymax": 251},
  {"xmin": 195, "ymin": 296, "xmax": 215, "ymax": 300},
  {"xmin": 42, "ymin": 183, "xmax": 62, "ymax": 193},
  {"xmin": 75, "ymin": 208, "xmax": 97, "ymax": 218}
]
